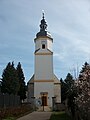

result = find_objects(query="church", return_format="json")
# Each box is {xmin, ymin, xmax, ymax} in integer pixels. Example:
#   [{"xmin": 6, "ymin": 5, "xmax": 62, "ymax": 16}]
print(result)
[{"xmin": 27, "ymin": 13, "xmax": 61, "ymax": 108}]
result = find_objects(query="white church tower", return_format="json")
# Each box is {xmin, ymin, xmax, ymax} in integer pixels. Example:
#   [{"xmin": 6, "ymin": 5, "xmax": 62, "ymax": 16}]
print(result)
[{"xmin": 27, "ymin": 12, "xmax": 61, "ymax": 108}]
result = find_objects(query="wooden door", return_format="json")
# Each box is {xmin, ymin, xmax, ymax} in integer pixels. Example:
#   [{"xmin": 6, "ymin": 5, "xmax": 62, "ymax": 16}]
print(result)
[{"xmin": 42, "ymin": 96, "xmax": 47, "ymax": 106}]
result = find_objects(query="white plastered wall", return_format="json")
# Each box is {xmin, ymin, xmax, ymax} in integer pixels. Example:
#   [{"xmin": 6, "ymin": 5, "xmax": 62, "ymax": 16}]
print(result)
[
  {"xmin": 54, "ymin": 83, "xmax": 61, "ymax": 103},
  {"xmin": 47, "ymin": 39, "xmax": 52, "ymax": 51},
  {"xmin": 34, "ymin": 82, "xmax": 54, "ymax": 107},
  {"xmin": 35, "ymin": 38, "xmax": 52, "ymax": 51},
  {"xmin": 35, "ymin": 40, "xmax": 41, "ymax": 50},
  {"xmin": 34, "ymin": 55, "xmax": 53, "ymax": 80}
]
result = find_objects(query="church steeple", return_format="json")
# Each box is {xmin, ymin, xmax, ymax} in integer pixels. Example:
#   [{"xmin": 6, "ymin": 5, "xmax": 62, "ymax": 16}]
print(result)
[
  {"xmin": 36, "ymin": 12, "xmax": 53, "ymax": 40},
  {"xmin": 40, "ymin": 12, "xmax": 47, "ymax": 31},
  {"xmin": 27, "ymin": 12, "xmax": 61, "ymax": 108},
  {"xmin": 34, "ymin": 12, "xmax": 53, "ymax": 52}
]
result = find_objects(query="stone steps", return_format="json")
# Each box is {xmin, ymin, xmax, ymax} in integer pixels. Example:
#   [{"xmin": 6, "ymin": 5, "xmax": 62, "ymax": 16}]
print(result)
[{"xmin": 37, "ymin": 106, "xmax": 51, "ymax": 112}]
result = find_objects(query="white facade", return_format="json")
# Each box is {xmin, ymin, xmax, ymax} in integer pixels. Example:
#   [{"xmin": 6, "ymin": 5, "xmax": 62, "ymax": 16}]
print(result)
[
  {"xmin": 34, "ymin": 54, "xmax": 53, "ymax": 80},
  {"xmin": 34, "ymin": 34, "xmax": 55, "ymax": 107},
  {"xmin": 34, "ymin": 82, "xmax": 54, "ymax": 107},
  {"xmin": 27, "ymin": 14, "xmax": 61, "ymax": 108},
  {"xmin": 35, "ymin": 38, "xmax": 52, "ymax": 51}
]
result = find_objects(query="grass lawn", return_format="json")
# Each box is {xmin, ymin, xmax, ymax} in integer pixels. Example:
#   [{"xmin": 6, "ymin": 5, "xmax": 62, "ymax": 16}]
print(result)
[{"xmin": 49, "ymin": 111, "xmax": 72, "ymax": 120}]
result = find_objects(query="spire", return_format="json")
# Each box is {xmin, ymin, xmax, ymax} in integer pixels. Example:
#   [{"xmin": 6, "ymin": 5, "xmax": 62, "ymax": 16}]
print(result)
[
  {"xmin": 42, "ymin": 10, "xmax": 44, "ymax": 19},
  {"xmin": 40, "ymin": 11, "xmax": 47, "ymax": 31},
  {"xmin": 35, "ymin": 11, "xmax": 53, "ymax": 40}
]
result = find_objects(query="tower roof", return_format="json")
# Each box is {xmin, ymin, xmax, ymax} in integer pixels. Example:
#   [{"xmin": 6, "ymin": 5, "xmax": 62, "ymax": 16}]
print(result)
[
  {"xmin": 36, "ymin": 12, "xmax": 53, "ymax": 39},
  {"xmin": 40, "ymin": 12, "xmax": 47, "ymax": 31}
]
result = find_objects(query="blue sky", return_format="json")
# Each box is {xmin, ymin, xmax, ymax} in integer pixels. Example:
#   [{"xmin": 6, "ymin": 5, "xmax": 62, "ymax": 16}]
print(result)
[{"xmin": 0, "ymin": 0, "xmax": 90, "ymax": 82}]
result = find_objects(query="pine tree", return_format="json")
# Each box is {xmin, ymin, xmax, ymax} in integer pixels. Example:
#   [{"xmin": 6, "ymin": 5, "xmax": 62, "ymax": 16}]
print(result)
[
  {"xmin": 16, "ymin": 62, "xmax": 26, "ymax": 101},
  {"xmin": 0, "ymin": 79, "xmax": 1, "ymax": 92},
  {"xmin": 1, "ymin": 62, "xmax": 19, "ymax": 94},
  {"xmin": 65, "ymin": 73, "xmax": 74, "ymax": 89},
  {"xmin": 60, "ymin": 78, "xmax": 68, "ymax": 102},
  {"xmin": 61, "ymin": 73, "xmax": 75, "ymax": 103},
  {"xmin": 64, "ymin": 73, "xmax": 76, "ymax": 117}
]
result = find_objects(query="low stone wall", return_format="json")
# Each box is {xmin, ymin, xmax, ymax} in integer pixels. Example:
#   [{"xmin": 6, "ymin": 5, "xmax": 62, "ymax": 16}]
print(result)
[{"xmin": 54, "ymin": 103, "xmax": 65, "ymax": 111}]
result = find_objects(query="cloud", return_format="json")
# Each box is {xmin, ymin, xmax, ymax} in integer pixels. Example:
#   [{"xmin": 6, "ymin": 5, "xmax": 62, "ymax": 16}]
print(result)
[
  {"xmin": 54, "ymin": 53, "xmax": 65, "ymax": 61},
  {"xmin": 0, "ymin": 0, "xmax": 90, "ymax": 81},
  {"xmin": 0, "ymin": 14, "xmax": 7, "ymax": 23}
]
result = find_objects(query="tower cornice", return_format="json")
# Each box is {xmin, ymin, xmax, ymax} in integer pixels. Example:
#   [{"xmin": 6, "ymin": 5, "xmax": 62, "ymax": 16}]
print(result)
[
  {"xmin": 34, "ymin": 36, "xmax": 53, "ymax": 43},
  {"xmin": 34, "ymin": 80, "xmax": 54, "ymax": 82},
  {"xmin": 34, "ymin": 52, "xmax": 53, "ymax": 55}
]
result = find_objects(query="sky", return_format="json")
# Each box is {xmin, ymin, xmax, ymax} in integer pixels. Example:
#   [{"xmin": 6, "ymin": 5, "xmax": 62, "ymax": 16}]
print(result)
[{"xmin": 0, "ymin": 0, "xmax": 90, "ymax": 83}]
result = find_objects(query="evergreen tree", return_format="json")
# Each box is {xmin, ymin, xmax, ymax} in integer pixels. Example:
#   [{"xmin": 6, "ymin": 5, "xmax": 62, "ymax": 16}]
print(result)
[
  {"xmin": 60, "ymin": 78, "xmax": 67, "ymax": 102},
  {"xmin": 1, "ymin": 62, "xmax": 19, "ymax": 94},
  {"xmin": 65, "ymin": 73, "xmax": 74, "ymax": 89},
  {"xmin": 16, "ymin": 62, "xmax": 26, "ymax": 101},
  {"xmin": 64, "ymin": 73, "xmax": 77, "ymax": 117},
  {"xmin": 61, "ymin": 73, "xmax": 75, "ymax": 103},
  {"xmin": 0, "ymin": 79, "xmax": 1, "ymax": 92}
]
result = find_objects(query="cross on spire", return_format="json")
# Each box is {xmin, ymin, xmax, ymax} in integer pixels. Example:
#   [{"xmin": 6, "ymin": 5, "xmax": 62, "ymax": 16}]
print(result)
[
  {"xmin": 40, "ymin": 11, "xmax": 47, "ymax": 31},
  {"xmin": 42, "ymin": 10, "xmax": 45, "ymax": 19}
]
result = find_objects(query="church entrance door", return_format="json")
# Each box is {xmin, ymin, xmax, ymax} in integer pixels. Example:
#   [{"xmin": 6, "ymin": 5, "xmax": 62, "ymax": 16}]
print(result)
[{"xmin": 42, "ymin": 95, "xmax": 47, "ymax": 106}]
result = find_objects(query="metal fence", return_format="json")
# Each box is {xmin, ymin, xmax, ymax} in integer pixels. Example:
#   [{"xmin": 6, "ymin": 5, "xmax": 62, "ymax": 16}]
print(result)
[{"xmin": 0, "ymin": 93, "xmax": 20, "ymax": 108}]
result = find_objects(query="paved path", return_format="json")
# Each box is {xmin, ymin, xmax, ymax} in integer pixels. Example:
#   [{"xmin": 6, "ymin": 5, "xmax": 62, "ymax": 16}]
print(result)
[{"xmin": 17, "ymin": 111, "xmax": 52, "ymax": 120}]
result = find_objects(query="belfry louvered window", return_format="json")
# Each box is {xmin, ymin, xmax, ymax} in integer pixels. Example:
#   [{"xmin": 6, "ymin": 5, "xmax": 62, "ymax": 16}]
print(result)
[{"xmin": 42, "ymin": 44, "xmax": 45, "ymax": 49}]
